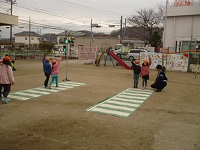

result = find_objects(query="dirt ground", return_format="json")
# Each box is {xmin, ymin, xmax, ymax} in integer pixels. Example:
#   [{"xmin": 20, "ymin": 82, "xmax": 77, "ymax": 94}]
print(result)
[{"xmin": 0, "ymin": 58, "xmax": 200, "ymax": 150}]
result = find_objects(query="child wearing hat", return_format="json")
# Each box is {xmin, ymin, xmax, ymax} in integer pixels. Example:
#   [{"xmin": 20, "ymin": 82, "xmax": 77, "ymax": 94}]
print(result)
[
  {"xmin": 151, "ymin": 64, "xmax": 168, "ymax": 92},
  {"xmin": 42, "ymin": 55, "xmax": 51, "ymax": 88},
  {"xmin": 131, "ymin": 59, "xmax": 141, "ymax": 88},
  {"xmin": 0, "ymin": 56, "xmax": 15, "ymax": 104},
  {"xmin": 140, "ymin": 55, "xmax": 152, "ymax": 90},
  {"xmin": 48, "ymin": 57, "xmax": 62, "ymax": 88}
]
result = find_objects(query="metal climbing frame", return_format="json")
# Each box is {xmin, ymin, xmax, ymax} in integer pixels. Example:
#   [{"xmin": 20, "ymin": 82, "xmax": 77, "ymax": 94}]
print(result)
[{"xmin": 95, "ymin": 43, "xmax": 115, "ymax": 67}]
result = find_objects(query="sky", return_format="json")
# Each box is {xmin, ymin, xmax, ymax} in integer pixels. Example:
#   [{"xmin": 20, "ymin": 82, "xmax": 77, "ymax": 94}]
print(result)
[{"xmin": 0, "ymin": 0, "xmax": 166, "ymax": 38}]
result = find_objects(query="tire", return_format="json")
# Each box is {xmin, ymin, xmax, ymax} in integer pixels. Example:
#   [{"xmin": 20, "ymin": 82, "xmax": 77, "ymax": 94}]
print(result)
[
  {"xmin": 117, "ymin": 54, "xmax": 122, "ymax": 59},
  {"xmin": 129, "ymin": 56, "xmax": 134, "ymax": 61}
]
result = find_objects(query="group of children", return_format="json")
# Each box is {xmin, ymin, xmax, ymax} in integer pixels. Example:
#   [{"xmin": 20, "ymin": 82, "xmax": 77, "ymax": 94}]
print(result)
[
  {"xmin": 42, "ymin": 55, "xmax": 62, "ymax": 89},
  {"xmin": 131, "ymin": 55, "xmax": 168, "ymax": 92},
  {"xmin": 131, "ymin": 55, "xmax": 152, "ymax": 90}
]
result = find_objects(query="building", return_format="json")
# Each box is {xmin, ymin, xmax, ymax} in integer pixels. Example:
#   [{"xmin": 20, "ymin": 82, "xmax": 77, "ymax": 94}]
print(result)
[
  {"xmin": 164, "ymin": 1, "xmax": 200, "ymax": 52},
  {"xmin": 14, "ymin": 31, "xmax": 41, "ymax": 50},
  {"xmin": 54, "ymin": 31, "xmax": 120, "ymax": 53},
  {"xmin": 0, "ymin": 12, "xmax": 18, "ymax": 51}
]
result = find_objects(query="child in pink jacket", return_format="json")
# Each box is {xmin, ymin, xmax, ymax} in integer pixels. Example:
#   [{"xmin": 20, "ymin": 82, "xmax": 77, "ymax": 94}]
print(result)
[
  {"xmin": 0, "ymin": 56, "xmax": 15, "ymax": 103},
  {"xmin": 140, "ymin": 55, "xmax": 151, "ymax": 90},
  {"xmin": 48, "ymin": 57, "xmax": 62, "ymax": 88}
]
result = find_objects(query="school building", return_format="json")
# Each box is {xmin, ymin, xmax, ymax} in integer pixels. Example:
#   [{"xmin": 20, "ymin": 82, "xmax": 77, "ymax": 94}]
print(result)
[{"xmin": 164, "ymin": 1, "xmax": 200, "ymax": 52}]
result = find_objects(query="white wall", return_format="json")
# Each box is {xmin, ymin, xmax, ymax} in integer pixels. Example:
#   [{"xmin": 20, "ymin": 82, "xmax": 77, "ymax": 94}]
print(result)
[
  {"xmin": 165, "ymin": 5, "xmax": 200, "ymax": 51},
  {"xmin": 15, "ymin": 36, "xmax": 40, "ymax": 44}
]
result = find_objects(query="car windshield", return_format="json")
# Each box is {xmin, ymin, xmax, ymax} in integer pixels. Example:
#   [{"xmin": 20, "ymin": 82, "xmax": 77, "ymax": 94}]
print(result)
[{"xmin": 115, "ymin": 45, "xmax": 121, "ymax": 50}]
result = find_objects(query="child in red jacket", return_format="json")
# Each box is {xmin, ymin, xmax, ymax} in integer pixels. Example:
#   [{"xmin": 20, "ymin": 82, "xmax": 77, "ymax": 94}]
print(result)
[{"xmin": 140, "ymin": 55, "xmax": 152, "ymax": 90}]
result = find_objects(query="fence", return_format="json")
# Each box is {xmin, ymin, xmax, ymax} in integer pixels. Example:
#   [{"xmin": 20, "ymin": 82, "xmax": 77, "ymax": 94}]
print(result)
[
  {"xmin": 78, "ymin": 47, "xmax": 98, "ymax": 60},
  {"xmin": 140, "ymin": 50, "xmax": 200, "ymax": 72}
]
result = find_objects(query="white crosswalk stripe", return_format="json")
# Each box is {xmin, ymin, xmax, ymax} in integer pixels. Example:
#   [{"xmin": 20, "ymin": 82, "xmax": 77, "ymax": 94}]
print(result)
[
  {"xmin": 87, "ymin": 88, "xmax": 154, "ymax": 118},
  {"xmin": 8, "ymin": 82, "xmax": 85, "ymax": 101}
]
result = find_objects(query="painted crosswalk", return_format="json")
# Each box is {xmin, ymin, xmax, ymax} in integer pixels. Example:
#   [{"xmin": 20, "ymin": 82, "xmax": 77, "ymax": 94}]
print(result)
[
  {"xmin": 8, "ymin": 81, "xmax": 85, "ymax": 101},
  {"xmin": 87, "ymin": 88, "xmax": 154, "ymax": 118}
]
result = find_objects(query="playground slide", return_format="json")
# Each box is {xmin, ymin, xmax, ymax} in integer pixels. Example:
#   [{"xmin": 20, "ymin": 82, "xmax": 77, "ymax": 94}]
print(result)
[{"xmin": 108, "ymin": 51, "xmax": 132, "ymax": 70}]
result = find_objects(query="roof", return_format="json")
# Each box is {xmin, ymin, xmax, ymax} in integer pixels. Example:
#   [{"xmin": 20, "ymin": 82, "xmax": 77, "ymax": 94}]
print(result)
[
  {"xmin": 14, "ymin": 31, "xmax": 41, "ymax": 37},
  {"xmin": 57, "ymin": 31, "xmax": 87, "ymax": 36}
]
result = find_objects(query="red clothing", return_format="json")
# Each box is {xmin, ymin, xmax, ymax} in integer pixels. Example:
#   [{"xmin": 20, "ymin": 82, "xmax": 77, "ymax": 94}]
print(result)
[{"xmin": 140, "ymin": 58, "xmax": 152, "ymax": 77}]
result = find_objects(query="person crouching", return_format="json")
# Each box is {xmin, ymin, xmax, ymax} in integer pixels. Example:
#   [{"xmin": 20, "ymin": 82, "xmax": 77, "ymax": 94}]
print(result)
[{"xmin": 151, "ymin": 64, "xmax": 168, "ymax": 92}]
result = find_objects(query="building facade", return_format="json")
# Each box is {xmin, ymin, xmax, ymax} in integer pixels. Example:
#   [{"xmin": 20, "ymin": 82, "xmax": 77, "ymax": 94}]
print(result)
[{"xmin": 164, "ymin": 2, "xmax": 200, "ymax": 52}]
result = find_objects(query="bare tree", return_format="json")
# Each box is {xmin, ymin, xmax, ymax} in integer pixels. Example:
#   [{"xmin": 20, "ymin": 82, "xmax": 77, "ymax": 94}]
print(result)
[
  {"xmin": 128, "ymin": 8, "xmax": 162, "ymax": 44},
  {"xmin": 156, "ymin": 3, "xmax": 165, "ymax": 25}
]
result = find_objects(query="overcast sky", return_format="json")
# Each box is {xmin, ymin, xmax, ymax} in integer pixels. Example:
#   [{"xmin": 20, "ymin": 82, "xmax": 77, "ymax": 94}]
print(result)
[{"xmin": 0, "ymin": 0, "xmax": 166, "ymax": 38}]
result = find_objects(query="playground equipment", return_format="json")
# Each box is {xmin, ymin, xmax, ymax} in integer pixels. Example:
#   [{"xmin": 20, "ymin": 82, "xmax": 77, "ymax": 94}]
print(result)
[
  {"xmin": 94, "ymin": 43, "xmax": 132, "ymax": 70},
  {"xmin": 108, "ymin": 51, "xmax": 132, "ymax": 70},
  {"xmin": 95, "ymin": 43, "xmax": 115, "ymax": 67}
]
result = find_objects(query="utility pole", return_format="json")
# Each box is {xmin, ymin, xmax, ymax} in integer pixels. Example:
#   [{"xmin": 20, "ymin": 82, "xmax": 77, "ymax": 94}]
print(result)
[
  {"xmin": 10, "ymin": 0, "xmax": 13, "ymax": 47},
  {"xmin": 29, "ymin": 16, "xmax": 31, "ymax": 50},
  {"xmin": 6, "ymin": 0, "xmax": 16, "ymax": 46},
  {"xmin": 120, "ymin": 16, "xmax": 123, "ymax": 44},
  {"xmin": 5, "ymin": 0, "xmax": 17, "ymax": 45},
  {"xmin": 124, "ymin": 18, "xmax": 126, "ymax": 40},
  {"xmin": 90, "ymin": 19, "xmax": 92, "ymax": 47}
]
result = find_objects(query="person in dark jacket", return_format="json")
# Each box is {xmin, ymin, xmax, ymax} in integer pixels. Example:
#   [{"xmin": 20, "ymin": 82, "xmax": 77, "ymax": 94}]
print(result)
[
  {"xmin": 42, "ymin": 56, "xmax": 51, "ymax": 88},
  {"xmin": 151, "ymin": 64, "xmax": 168, "ymax": 92},
  {"xmin": 131, "ymin": 59, "xmax": 141, "ymax": 88}
]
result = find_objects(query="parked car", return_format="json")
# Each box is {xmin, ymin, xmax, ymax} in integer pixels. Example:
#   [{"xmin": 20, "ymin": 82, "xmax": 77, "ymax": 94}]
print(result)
[{"xmin": 125, "ymin": 49, "xmax": 148, "ymax": 61}]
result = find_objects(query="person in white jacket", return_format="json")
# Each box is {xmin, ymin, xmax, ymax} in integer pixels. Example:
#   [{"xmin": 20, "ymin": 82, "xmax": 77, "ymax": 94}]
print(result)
[{"xmin": 0, "ymin": 56, "xmax": 15, "ymax": 104}]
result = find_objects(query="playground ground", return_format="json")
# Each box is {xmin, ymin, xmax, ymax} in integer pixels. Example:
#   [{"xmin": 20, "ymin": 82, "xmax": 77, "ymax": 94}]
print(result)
[{"xmin": 0, "ymin": 59, "xmax": 200, "ymax": 150}]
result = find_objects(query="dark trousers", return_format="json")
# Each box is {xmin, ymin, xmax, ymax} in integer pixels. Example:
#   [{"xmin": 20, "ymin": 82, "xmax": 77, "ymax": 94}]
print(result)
[
  {"xmin": 44, "ymin": 72, "xmax": 50, "ymax": 87},
  {"xmin": 151, "ymin": 80, "xmax": 167, "ymax": 90},
  {"xmin": 0, "ymin": 84, "xmax": 11, "ymax": 98},
  {"xmin": 134, "ymin": 74, "xmax": 139, "ymax": 88}
]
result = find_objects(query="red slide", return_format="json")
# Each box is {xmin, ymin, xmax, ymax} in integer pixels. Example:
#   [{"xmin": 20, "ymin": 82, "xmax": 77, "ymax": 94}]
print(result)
[{"xmin": 108, "ymin": 51, "xmax": 133, "ymax": 70}]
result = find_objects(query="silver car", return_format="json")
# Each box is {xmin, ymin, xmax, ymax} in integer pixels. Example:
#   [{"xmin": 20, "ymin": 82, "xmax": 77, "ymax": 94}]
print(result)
[{"xmin": 126, "ymin": 49, "xmax": 148, "ymax": 61}]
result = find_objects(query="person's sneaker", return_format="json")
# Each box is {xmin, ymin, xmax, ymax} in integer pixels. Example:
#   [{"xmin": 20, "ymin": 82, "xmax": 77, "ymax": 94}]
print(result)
[
  {"xmin": 2, "ymin": 97, "xmax": 8, "ymax": 104},
  {"xmin": 48, "ymin": 85, "xmax": 51, "ymax": 89},
  {"xmin": 155, "ymin": 89, "xmax": 162, "ymax": 92},
  {"xmin": 6, "ymin": 98, "xmax": 10, "ymax": 102}
]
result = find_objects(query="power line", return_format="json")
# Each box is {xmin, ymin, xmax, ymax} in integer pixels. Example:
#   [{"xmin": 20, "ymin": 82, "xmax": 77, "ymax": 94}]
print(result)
[
  {"xmin": 49, "ymin": 0, "xmax": 124, "ymax": 16},
  {"xmin": 0, "ymin": 0, "xmax": 123, "ymax": 33}
]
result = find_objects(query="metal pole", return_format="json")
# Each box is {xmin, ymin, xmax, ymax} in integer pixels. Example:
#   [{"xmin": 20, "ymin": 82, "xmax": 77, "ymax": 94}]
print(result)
[
  {"xmin": 120, "ymin": 16, "xmax": 123, "ymax": 44},
  {"xmin": 10, "ymin": 0, "xmax": 13, "ymax": 47},
  {"xmin": 124, "ymin": 18, "xmax": 126, "ymax": 40},
  {"xmin": 28, "ymin": 16, "xmax": 31, "ymax": 58},
  {"xmin": 162, "ymin": 0, "xmax": 168, "ymax": 66},
  {"xmin": 63, "ymin": 42, "xmax": 70, "ymax": 81},
  {"xmin": 163, "ymin": 0, "xmax": 168, "ymax": 52},
  {"xmin": 90, "ymin": 19, "xmax": 92, "ymax": 47}
]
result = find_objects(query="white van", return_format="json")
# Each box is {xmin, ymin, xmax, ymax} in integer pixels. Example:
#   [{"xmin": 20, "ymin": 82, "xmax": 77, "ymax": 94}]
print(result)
[{"xmin": 125, "ymin": 49, "xmax": 148, "ymax": 61}]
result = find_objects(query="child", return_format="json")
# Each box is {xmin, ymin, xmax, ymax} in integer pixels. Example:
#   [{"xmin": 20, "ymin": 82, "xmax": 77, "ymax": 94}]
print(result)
[
  {"xmin": 11, "ymin": 60, "xmax": 16, "ymax": 71},
  {"xmin": 42, "ymin": 55, "xmax": 51, "ymax": 88},
  {"xmin": 151, "ymin": 64, "xmax": 168, "ymax": 92},
  {"xmin": 48, "ymin": 57, "xmax": 62, "ymax": 88},
  {"xmin": 0, "ymin": 56, "xmax": 15, "ymax": 104},
  {"xmin": 140, "ymin": 55, "xmax": 152, "ymax": 90},
  {"xmin": 131, "ymin": 59, "xmax": 141, "ymax": 88}
]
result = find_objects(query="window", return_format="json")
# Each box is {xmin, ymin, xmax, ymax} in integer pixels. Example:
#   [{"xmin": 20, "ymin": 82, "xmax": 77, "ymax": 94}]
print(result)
[
  {"xmin": 25, "ymin": 37, "xmax": 27, "ymax": 40},
  {"xmin": 31, "ymin": 38, "xmax": 34, "ymax": 40},
  {"xmin": 130, "ymin": 50, "xmax": 140, "ymax": 53}
]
